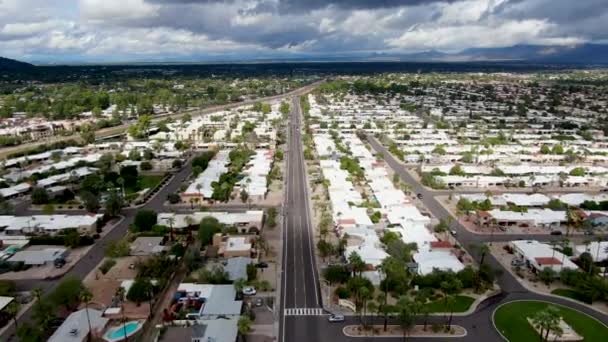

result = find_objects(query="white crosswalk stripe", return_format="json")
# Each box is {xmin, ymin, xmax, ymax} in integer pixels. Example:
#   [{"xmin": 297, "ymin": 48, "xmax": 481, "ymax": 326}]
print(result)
[{"xmin": 284, "ymin": 308, "xmax": 325, "ymax": 316}]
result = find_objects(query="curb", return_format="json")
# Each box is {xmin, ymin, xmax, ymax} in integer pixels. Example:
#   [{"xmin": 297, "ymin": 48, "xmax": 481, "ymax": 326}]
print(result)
[{"xmin": 342, "ymin": 325, "xmax": 468, "ymax": 338}]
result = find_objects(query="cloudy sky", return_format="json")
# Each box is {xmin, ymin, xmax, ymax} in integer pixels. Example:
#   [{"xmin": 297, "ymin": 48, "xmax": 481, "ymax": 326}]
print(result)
[{"xmin": 0, "ymin": 0, "xmax": 605, "ymax": 63}]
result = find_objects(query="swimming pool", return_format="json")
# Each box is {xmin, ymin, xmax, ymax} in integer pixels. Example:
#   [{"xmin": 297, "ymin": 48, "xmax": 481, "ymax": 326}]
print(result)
[{"xmin": 103, "ymin": 321, "xmax": 144, "ymax": 342}]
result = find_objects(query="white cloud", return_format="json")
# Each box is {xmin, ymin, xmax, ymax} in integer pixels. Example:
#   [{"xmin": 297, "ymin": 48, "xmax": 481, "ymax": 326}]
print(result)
[
  {"xmin": 80, "ymin": 0, "xmax": 160, "ymax": 22},
  {"xmin": 387, "ymin": 18, "xmax": 585, "ymax": 51},
  {"xmin": 0, "ymin": 0, "xmax": 602, "ymax": 61}
]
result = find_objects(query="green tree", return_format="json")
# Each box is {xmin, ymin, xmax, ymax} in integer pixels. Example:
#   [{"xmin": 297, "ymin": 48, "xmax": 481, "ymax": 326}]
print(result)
[
  {"xmin": 31, "ymin": 187, "xmax": 50, "ymax": 205},
  {"xmin": 397, "ymin": 296, "xmax": 416, "ymax": 340},
  {"xmin": 133, "ymin": 209, "xmax": 158, "ymax": 232},
  {"xmin": 198, "ymin": 216, "xmax": 223, "ymax": 247},
  {"xmin": 80, "ymin": 190, "xmax": 100, "ymax": 213},
  {"xmin": 538, "ymin": 267, "xmax": 557, "ymax": 285},
  {"xmin": 16, "ymin": 322, "xmax": 44, "ymax": 342},
  {"xmin": 6, "ymin": 300, "xmax": 20, "ymax": 329},
  {"xmin": 105, "ymin": 190, "xmax": 124, "ymax": 217},
  {"xmin": 127, "ymin": 278, "xmax": 153, "ymax": 305},
  {"xmin": 51, "ymin": 276, "xmax": 83, "ymax": 311},
  {"xmin": 238, "ymin": 315, "xmax": 253, "ymax": 341},
  {"xmin": 63, "ymin": 229, "xmax": 81, "ymax": 248},
  {"xmin": 317, "ymin": 240, "xmax": 334, "ymax": 262},
  {"xmin": 348, "ymin": 252, "xmax": 366, "ymax": 277}
]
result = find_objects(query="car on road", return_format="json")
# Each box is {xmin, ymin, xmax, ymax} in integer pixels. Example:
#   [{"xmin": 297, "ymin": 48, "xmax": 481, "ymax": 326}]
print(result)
[
  {"xmin": 417, "ymin": 193, "xmax": 423, "ymax": 199},
  {"xmin": 449, "ymin": 229, "xmax": 457, "ymax": 236},
  {"xmin": 550, "ymin": 230, "xmax": 563, "ymax": 236},
  {"xmin": 328, "ymin": 314, "xmax": 345, "ymax": 322},
  {"xmin": 254, "ymin": 298, "xmax": 263, "ymax": 307},
  {"xmin": 256, "ymin": 262, "xmax": 269, "ymax": 268},
  {"xmin": 584, "ymin": 230, "xmax": 595, "ymax": 235},
  {"xmin": 242, "ymin": 287, "xmax": 257, "ymax": 296}
]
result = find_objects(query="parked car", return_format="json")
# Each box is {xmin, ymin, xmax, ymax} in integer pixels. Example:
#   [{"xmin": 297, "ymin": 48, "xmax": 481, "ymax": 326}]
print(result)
[
  {"xmin": 449, "ymin": 229, "xmax": 457, "ymax": 236},
  {"xmin": 550, "ymin": 230, "xmax": 563, "ymax": 236},
  {"xmin": 584, "ymin": 230, "xmax": 595, "ymax": 235},
  {"xmin": 328, "ymin": 314, "xmax": 345, "ymax": 322},
  {"xmin": 511, "ymin": 258, "xmax": 524, "ymax": 267},
  {"xmin": 242, "ymin": 287, "xmax": 257, "ymax": 296},
  {"xmin": 256, "ymin": 262, "xmax": 269, "ymax": 268}
]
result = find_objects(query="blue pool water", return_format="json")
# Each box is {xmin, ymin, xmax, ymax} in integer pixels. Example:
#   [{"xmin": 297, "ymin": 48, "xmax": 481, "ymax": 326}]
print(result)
[{"xmin": 104, "ymin": 321, "xmax": 142, "ymax": 341}]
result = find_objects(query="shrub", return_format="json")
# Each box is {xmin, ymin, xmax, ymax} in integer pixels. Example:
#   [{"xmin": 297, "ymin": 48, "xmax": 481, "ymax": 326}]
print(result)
[
  {"xmin": 99, "ymin": 259, "xmax": 117, "ymax": 274},
  {"xmin": 167, "ymin": 193, "xmax": 181, "ymax": 204},
  {"xmin": 335, "ymin": 286, "xmax": 351, "ymax": 299}
]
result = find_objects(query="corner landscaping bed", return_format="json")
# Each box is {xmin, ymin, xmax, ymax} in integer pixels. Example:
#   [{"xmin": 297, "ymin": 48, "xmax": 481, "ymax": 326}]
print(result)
[{"xmin": 493, "ymin": 300, "xmax": 608, "ymax": 342}]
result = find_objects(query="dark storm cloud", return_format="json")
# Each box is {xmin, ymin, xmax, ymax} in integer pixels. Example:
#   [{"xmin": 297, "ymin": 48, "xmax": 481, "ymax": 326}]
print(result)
[{"xmin": 146, "ymin": 0, "xmax": 460, "ymax": 13}]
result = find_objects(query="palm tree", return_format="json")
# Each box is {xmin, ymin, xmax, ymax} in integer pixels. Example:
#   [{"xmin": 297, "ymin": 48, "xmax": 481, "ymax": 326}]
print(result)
[
  {"xmin": 531, "ymin": 306, "xmax": 560, "ymax": 342},
  {"xmin": 396, "ymin": 296, "xmax": 415, "ymax": 341},
  {"xmin": 367, "ymin": 300, "xmax": 379, "ymax": 334},
  {"xmin": 565, "ymin": 207, "xmax": 582, "ymax": 237},
  {"xmin": 80, "ymin": 287, "xmax": 94, "ymax": 342},
  {"xmin": 445, "ymin": 295, "xmax": 457, "ymax": 330},
  {"xmin": 233, "ymin": 278, "xmax": 247, "ymax": 295},
  {"xmin": 414, "ymin": 289, "xmax": 431, "ymax": 330},
  {"xmin": 184, "ymin": 215, "xmax": 194, "ymax": 241},
  {"xmin": 195, "ymin": 183, "xmax": 203, "ymax": 200},
  {"xmin": 117, "ymin": 177, "xmax": 125, "ymax": 197},
  {"xmin": 256, "ymin": 235, "xmax": 269, "ymax": 258},
  {"xmin": 166, "ymin": 216, "xmax": 176, "ymax": 241},
  {"xmin": 348, "ymin": 252, "xmax": 366, "ymax": 277},
  {"xmin": 358, "ymin": 286, "xmax": 372, "ymax": 330},
  {"xmin": 560, "ymin": 239, "xmax": 570, "ymax": 272},
  {"xmin": 115, "ymin": 287, "xmax": 128, "ymax": 342}
]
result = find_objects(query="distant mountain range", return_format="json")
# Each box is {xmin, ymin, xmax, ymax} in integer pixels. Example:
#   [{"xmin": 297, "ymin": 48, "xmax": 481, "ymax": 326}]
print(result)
[
  {"xmin": 1, "ymin": 43, "xmax": 607, "ymax": 67},
  {"xmin": 380, "ymin": 44, "xmax": 608, "ymax": 64},
  {"xmin": 0, "ymin": 56, "xmax": 34, "ymax": 70}
]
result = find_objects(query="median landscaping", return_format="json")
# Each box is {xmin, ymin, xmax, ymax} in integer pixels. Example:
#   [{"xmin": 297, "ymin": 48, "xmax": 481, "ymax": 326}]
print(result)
[
  {"xmin": 424, "ymin": 295, "xmax": 475, "ymax": 313},
  {"xmin": 493, "ymin": 300, "xmax": 608, "ymax": 342}
]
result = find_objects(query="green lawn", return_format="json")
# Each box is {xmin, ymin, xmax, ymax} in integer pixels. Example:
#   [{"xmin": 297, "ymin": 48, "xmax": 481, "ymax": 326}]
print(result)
[
  {"xmin": 551, "ymin": 288, "xmax": 592, "ymax": 304},
  {"xmin": 424, "ymin": 295, "xmax": 475, "ymax": 313},
  {"xmin": 125, "ymin": 175, "xmax": 164, "ymax": 194},
  {"xmin": 493, "ymin": 301, "xmax": 608, "ymax": 342}
]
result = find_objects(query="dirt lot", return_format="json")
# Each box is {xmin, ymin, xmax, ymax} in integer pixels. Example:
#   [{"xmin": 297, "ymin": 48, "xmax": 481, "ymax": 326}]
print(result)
[{"xmin": 83, "ymin": 256, "xmax": 150, "ymax": 319}]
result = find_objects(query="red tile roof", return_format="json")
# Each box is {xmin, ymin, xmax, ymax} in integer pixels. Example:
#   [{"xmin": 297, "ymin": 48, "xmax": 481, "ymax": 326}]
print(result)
[
  {"xmin": 338, "ymin": 219, "xmax": 356, "ymax": 225},
  {"xmin": 477, "ymin": 211, "xmax": 491, "ymax": 218},
  {"xmin": 430, "ymin": 241, "xmax": 453, "ymax": 248},
  {"xmin": 535, "ymin": 257, "xmax": 562, "ymax": 265}
]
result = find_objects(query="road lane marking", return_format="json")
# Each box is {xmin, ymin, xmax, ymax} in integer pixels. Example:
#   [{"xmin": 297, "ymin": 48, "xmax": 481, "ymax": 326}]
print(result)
[{"xmin": 284, "ymin": 308, "xmax": 325, "ymax": 316}]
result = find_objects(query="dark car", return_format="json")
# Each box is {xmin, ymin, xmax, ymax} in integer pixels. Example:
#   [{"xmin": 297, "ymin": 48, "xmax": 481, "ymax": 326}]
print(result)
[
  {"xmin": 550, "ymin": 230, "xmax": 563, "ymax": 236},
  {"xmin": 417, "ymin": 193, "xmax": 423, "ymax": 199},
  {"xmin": 256, "ymin": 262, "xmax": 269, "ymax": 268}
]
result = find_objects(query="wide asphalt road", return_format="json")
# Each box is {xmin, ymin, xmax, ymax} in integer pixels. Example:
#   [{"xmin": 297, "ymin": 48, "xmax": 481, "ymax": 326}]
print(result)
[{"xmin": 279, "ymin": 96, "xmax": 324, "ymax": 342}]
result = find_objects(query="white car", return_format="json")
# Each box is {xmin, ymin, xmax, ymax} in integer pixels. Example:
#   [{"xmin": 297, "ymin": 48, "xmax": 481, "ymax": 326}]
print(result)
[
  {"xmin": 328, "ymin": 314, "xmax": 345, "ymax": 322},
  {"xmin": 242, "ymin": 286, "xmax": 257, "ymax": 296}
]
